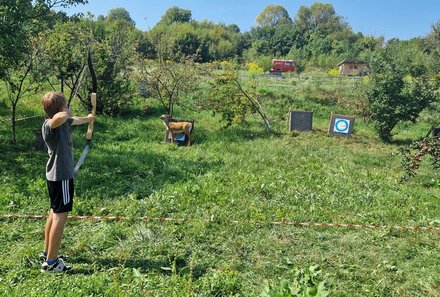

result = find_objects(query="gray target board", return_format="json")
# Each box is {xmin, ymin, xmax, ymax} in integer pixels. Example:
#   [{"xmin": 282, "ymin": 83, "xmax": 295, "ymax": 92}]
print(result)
[
  {"xmin": 288, "ymin": 110, "xmax": 313, "ymax": 132},
  {"xmin": 139, "ymin": 81, "xmax": 147, "ymax": 97},
  {"xmin": 328, "ymin": 113, "xmax": 355, "ymax": 137}
]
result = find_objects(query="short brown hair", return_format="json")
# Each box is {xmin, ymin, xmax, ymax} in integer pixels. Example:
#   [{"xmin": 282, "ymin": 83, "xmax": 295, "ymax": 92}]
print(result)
[{"xmin": 41, "ymin": 92, "xmax": 66, "ymax": 118}]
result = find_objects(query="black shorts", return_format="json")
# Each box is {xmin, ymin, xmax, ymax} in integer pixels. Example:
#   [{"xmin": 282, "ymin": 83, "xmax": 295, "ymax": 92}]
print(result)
[{"xmin": 47, "ymin": 179, "xmax": 74, "ymax": 213}]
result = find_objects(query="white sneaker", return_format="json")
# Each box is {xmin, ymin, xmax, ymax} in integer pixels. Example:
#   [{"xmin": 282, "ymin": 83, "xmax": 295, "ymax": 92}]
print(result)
[{"xmin": 41, "ymin": 258, "xmax": 71, "ymax": 273}]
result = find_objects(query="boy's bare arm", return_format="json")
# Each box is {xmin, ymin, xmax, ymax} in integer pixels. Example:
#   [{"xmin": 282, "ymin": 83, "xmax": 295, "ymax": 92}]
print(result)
[
  {"xmin": 49, "ymin": 109, "xmax": 72, "ymax": 129},
  {"xmin": 71, "ymin": 114, "xmax": 95, "ymax": 126}
]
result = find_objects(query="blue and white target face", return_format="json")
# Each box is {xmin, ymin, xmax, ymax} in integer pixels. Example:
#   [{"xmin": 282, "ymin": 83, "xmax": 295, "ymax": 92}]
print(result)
[{"xmin": 334, "ymin": 118, "xmax": 350, "ymax": 133}]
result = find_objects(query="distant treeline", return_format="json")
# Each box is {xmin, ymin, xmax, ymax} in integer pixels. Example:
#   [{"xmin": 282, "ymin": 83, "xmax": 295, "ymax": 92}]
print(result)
[{"xmin": 1, "ymin": 1, "xmax": 439, "ymax": 143}]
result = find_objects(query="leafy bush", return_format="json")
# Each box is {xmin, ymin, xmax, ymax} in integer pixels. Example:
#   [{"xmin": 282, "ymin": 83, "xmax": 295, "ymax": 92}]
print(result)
[
  {"xmin": 327, "ymin": 68, "xmax": 339, "ymax": 76},
  {"xmin": 204, "ymin": 69, "xmax": 257, "ymax": 126},
  {"xmin": 399, "ymin": 135, "xmax": 440, "ymax": 181},
  {"xmin": 246, "ymin": 61, "xmax": 264, "ymax": 77},
  {"xmin": 255, "ymin": 56, "xmax": 273, "ymax": 72},
  {"xmin": 199, "ymin": 64, "xmax": 272, "ymax": 129},
  {"xmin": 367, "ymin": 41, "xmax": 436, "ymax": 142},
  {"xmin": 261, "ymin": 265, "xmax": 331, "ymax": 297}
]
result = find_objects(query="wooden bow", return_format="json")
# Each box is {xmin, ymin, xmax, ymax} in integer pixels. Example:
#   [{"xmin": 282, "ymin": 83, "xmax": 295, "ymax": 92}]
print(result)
[
  {"xmin": 74, "ymin": 92, "xmax": 96, "ymax": 174},
  {"xmin": 74, "ymin": 49, "xmax": 98, "ymax": 174}
]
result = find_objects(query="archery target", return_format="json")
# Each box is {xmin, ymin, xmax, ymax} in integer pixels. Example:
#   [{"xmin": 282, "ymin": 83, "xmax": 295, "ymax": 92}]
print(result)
[
  {"xmin": 288, "ymin": 110, "xmax": 313, "ymax": 132},
  {"xmin": 334, "ymin": 118, "xmax": 350, "ymax": 133},
  {"xmin": 328, "ymin": 114, "xmax": 355, "ymax": 137}
]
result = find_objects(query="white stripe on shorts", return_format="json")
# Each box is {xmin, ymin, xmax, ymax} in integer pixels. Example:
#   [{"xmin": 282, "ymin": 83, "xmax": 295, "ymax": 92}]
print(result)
[
  {"xmin": 62, "ymin": 180, "xmax": 66, "ymax": 205},
  {"xmin": 62, "ymin": 180, "xmax": 70, "ymax": 205}
]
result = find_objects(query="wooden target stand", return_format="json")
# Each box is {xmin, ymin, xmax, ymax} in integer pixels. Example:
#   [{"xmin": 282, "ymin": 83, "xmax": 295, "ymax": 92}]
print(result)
[
  {"xmin": 328, "ymin": 113, "xmax": 355, "ymax": 137},
  {"xmin": 288, "ymin": 110, "xmax": 313, "ymax": 132}
]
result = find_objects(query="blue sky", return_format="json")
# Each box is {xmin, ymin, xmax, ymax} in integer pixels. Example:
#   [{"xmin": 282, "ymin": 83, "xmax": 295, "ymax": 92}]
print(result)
[{"xmin": 62, "ymin": 1, "xmax": 440, "ymax": 40}]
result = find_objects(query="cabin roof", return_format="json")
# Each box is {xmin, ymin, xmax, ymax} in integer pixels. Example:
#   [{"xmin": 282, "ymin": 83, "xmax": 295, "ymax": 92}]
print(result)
[{"xmin": 338, "ymin": 59, "xmax": 367, "ymax": 66}]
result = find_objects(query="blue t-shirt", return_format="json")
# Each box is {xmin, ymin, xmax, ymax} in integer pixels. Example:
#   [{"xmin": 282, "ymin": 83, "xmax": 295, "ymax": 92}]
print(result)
[{"xmin": 42, "ymin": 118, "xmax": 74, "ymax": 181}]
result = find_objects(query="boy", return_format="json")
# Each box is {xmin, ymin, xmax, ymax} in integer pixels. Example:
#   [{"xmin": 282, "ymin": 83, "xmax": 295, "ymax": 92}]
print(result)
[{"xmin": 40, "ymin": 92, "xmax": 95, "ymax": 273}]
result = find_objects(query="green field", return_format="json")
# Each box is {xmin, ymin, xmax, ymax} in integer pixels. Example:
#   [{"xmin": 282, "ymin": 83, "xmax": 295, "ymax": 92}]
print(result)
[{"xmin": 1, "ymin": 74, "xmax": 439, "ymax": 296}]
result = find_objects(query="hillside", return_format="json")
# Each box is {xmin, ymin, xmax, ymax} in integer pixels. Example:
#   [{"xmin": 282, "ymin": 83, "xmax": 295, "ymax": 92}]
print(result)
[{"xmin": 1, "ymin": 72, "xmax": 439, "ymax": 296}]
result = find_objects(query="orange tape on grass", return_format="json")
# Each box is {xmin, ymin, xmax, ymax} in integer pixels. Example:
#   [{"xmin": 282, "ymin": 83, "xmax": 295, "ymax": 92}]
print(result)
[{"xmin": 2, "ymin": 214, "xmax": 440, "ymax": 232}]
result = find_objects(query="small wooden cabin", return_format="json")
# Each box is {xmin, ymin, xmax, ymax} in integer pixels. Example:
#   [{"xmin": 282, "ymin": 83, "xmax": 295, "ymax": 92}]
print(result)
[{"xmin": 338, "ymin": 59, "xmax": 367, "ymax": 76}]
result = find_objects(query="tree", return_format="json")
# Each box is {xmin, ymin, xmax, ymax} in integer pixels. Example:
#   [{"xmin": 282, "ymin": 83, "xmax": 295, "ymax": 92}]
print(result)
[
  {"xmin": 226, "ymin": 24, "xmax": 240, "ymax": 33},
  {"xmin": 107, "ymin": 7, "xmax": 135, "ymax": 26},
  {"xmin": 136, "ymin": 55, "xmax": 200, "ymax": 117},
  {"xmin": 150, "ymin": 8, "xmax": 245, "ymax": 63},
  {"xmin": 287, "ymin": 46, "xmax": 309, "ymax": 73},
  {"xmin": 367, "ymin": 41, "xmax": 436, "ymax": 142},
  {"xmin": 272, "ymin": 24, "xmax": 297, "ymax": 56},
  {"xmin": 0, "ymin": 0, "xmax": 87, "ymax": 143},
  {"xmin": 425, "ymin": 21, "xmax": 440, "ymax": 73},
  {"xmin": 134, "ymin": 31, "xmax": 156, "ymax": 59},
  {"xmin": 200, "ymin": 64, "xmax": 272, "ymax": 130},
  {"xmin": 4, "ymin": 37, "xmax": 44, "ymax": 143},
  {"xmin": 294, "ymin": 3, "xmax": 351, "ymax": 50},
  {"xmin": 256, "ymin": 4, "xmax": 292, "ymax": 27},
  {"xmin": 295, "ymin": 3, "xmax": 345, "ymax": 36},
  {"xmin": 80, "ymin": 17, "xmax": 136, "ymax": 115},
  {"xmin": 172, "ymin": 30, "xmax": 201, "ymax": 59},
  {"xmin": 0, "ymin": 0, "xmax": 33, "ymax": 79},
  {"xmin": 157, "ymin": 6, "xmax": 191, "ymax": 26},
  {"xmin": 41, "ymin": 20, "xmax": 89, "ymax": 97},
  {"xmin": 421, "ymin": 22, "xmax": 440, "ymax": 127},
  {"xmin": 151, "ymin": 18, "xmax": 243, "ymax": 63},
  {"xmin": 248, "ymin": 24, "xmax": 296, "ymax": 57},
  {"xmin": 0, "ymin": 0, "xmax": 87, "ymax": 76},
  {"xmin": 291, "ymin": 3, "xmax": 362, "ymax": 68},
  {"xmin": 204, "ymin": 24, "xmax": 242, "ymax": 61}
]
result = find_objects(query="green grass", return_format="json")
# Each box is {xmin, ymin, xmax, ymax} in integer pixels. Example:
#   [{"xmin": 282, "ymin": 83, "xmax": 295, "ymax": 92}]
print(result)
[{"xmin": 0, "ymin": 74, "xmax": 439, "ymax": 296}]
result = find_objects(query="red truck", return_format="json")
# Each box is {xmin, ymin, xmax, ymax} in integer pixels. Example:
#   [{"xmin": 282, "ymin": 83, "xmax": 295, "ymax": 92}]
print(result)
[{"xmin": 271, "ymin": 59, "xmax": 296, "ymax": 72}]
